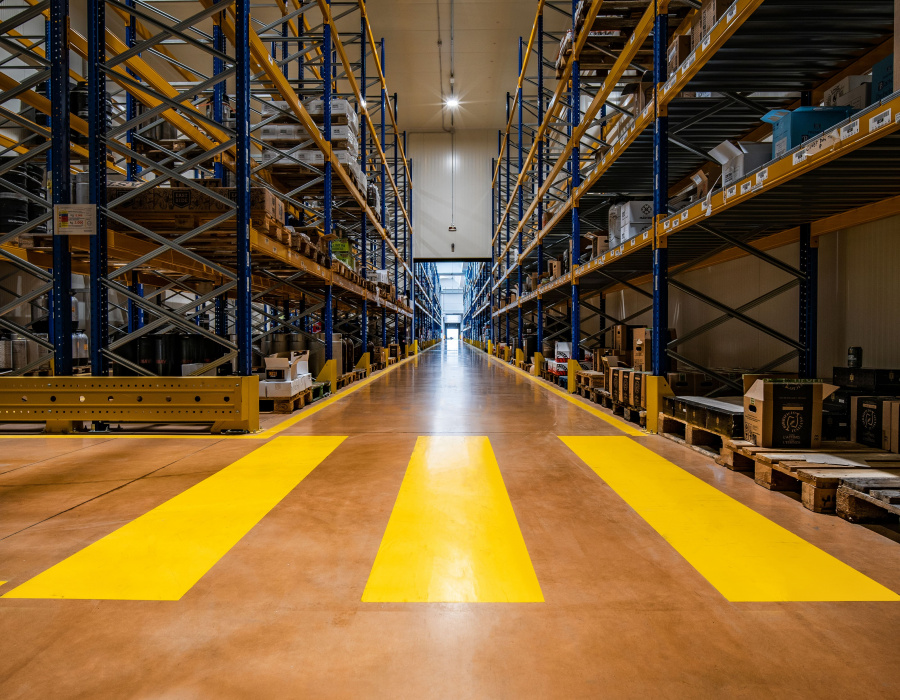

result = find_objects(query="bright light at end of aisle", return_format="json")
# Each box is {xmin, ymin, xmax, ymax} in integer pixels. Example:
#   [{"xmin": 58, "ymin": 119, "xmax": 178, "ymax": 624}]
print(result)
[{"xmin": 445, "ymin": 95, "xmax": 459, "ymax": 110}]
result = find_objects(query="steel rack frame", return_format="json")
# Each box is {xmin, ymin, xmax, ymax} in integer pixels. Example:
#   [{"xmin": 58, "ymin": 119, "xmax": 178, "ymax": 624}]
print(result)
[
  {"xmin": 469, "ymin": 0, "xmax": 899, "ymax": 410},
  {"xmin": 0, "ymin": 0, "xmax": 440, "ymax": 431}
]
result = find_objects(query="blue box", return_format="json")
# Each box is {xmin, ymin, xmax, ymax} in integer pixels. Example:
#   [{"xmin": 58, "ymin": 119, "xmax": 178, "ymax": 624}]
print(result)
[
  {"xmin": 871, "ymin": 54, "xmax": 894, "ymax": 103},
  {"xmin": 768, "ymin": 106, "xmax": 856, "ymax": 159}
]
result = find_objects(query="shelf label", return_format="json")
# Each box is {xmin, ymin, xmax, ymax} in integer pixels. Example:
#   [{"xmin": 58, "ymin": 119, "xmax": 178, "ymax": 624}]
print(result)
[
  {"xmin": 740, "ymin": 180, "xmax": 752, "ymax": 195},
  {"xmin": 726, "ymin": 185, "xmax": 737, "ymax": 198},
  {"xmin": 672, "ymin": 219, "xmax": 679, "ymax": 228},
  {"xmin": 664, "ymin": 220, "xmax": 671, "ymax": 230},
  {"xmin": 792, "ymin": 149, "xmax": 807, "ymax": 165},
  {"xmin": 54, "ymin": 204, "xmax": 96, "ymax": 235},
  {"xmin": 804, "ymin": 129, "xmax": 840, "ymax": 157},
  {"xmin": 839, "ymin": 120, "xmax": 859, "ymax": 140},
  {"xmin": 681, "ymin": 210, "xmax": 689, "ymax": 220},
  {"xmin": 869, "ymin": 109, "xmax": 892, "ymax": 132},
  {"xmin": 702, "ymin": 35, "xmax": 711, "ymax": 51},
  {"xmin": 755, "ymin": 168, "xmax": 768, "ymax": 188},
  {"xmin": 727, "ymin": 3, "xmax": 737, "ymax": 22}
]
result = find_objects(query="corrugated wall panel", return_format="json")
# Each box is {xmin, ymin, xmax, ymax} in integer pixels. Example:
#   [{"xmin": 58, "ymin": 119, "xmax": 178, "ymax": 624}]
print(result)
[
  {"xmin": 600, "ymin": 213, "xmax": 900, "ymax": 377},
  {"xmin": 409, "ymin": 130, "xmax": 494, "ymax": 260}
]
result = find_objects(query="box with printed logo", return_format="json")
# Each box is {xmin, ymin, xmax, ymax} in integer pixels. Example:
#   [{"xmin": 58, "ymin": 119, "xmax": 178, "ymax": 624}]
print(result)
[{"xmin": 743, "ymin": 379, "xmax": 838, "ymax": 448}]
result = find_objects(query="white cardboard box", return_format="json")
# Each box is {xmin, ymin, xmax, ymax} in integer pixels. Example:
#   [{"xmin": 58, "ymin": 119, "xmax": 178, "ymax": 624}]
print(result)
[
  {"xmin": 708, "ymin": 140, "xmax": 770, "ymax": 187},
  {"xmin": 823, "ymin": 76, "xmax": 871, "ymax": 107},
  {"xmin": 264, "ymin": 351, "xmax": 310, "ymax": 381},
  {"xmin": 620, "ymin": 201, "xmax": 653, "ymax": 229},
  {"xmin": 264, "ymin": 377, "xmax": 304, "ymax": 398}
]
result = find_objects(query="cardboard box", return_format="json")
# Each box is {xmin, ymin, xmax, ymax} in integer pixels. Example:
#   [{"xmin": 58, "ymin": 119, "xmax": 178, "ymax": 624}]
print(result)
[
  {"xmin": 554, "ymin": 342, "xmax": 572, "ymax": 362},
  {"xmin": 615, "ymin": 368, "xmax": 631, "ymax": 404},
  {"xmin": 833, "ymin": 367, "xmax": 900, "ymax": 392},
  {"xmin": 765, "ymin": 106, "xmax": 855, "ymax": 159},
  {"xmin": 107, "ymin": 185, "xmax": 284, "ymax": 223},
  {"xmin": 614, "ymin": 324, "xmax": 637, "ymax": 354},
  {"xmin": 667, "ymin": 34, "xmax": 692, "ymax": 75},
  {"xmin": 833, "ymin": 83, "xmax": 871, "ymax": 111},
  {"xmin": 620, "ymin": 201, "xmax": 653, "ymax": 230},
  {"xmin": 265, "ymin": 377, "xmax": 305, "ymax": 398},
  {"xmin": 708, "ymin": 140, "xmax": 771, "ymax": 188},
  {"xmin": 667, "ymin": 372, "xmax": 694, "ymax": 395},
  {"xmin": 630, "ymin": 371, "xmax": 649, "ymax": 409},
  {"xmin": 690, "ymin": 14, "xmax": 703, "ymax": 49},
  {"xmin": 823, "ymin": 76, "xmax": 871, "ymax": 107},
  {"xmin": 591, "ymin": 234, "xmax": 609, "ymax": 257},
  {"xmin": 264, "ymin": 351, "xmax": 309, "ymax": 381},
  {"xmin": 871, "ymin": 53, "xmax": 894, "ymax": 102},
  {"xmin": 851, "ymin": 396, "xmax": 897, "ymax": 449},
  {"xmin": 743, "ymin": 379, "xmax": 838, "ymax": 448},
  {"xmin": 632, "ymin": 327, "xmax": 676, "ymax": 367},
  {"xmin": 702, "ymin": 0, "xmax": 730, "ymax": 35},
  {"xmin": 891, "ymin": 400, "xmax": 900, "ymax": 453},
  {"xmin": 548, "ymin": 259, "xmax": 563, "ymax": 278}
]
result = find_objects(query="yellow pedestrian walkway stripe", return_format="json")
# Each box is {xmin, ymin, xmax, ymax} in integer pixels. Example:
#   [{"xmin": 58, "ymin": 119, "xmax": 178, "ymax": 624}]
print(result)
[
  {"xmin": 4, "ymin": 436, "xmax": 345, "ymax": 600},
  {"xmin": 561, "ymin": 436, "xmax": 900, "ymax": 602},
  {"xmin": 362, "ymin": 436, "xmax": 543, "ymax": 603}
]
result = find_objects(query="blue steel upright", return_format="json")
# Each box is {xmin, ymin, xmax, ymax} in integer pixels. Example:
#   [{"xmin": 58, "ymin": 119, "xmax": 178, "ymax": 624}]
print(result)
[
  {"xmin": 651, "ymin": 7, "xmax": 669, "ymax": 376},
  {"xmin": 536, "ymin": 11, "xmax": 545, "ymax": 355},
  {"xmin": 360, "ymin": 17, "xmax": 368, "ymax": 348},
  {"xmin": 235, "ymin": 0, "xmax": 252, "ymax": 375},
  {"xmin": 570, "ymin": 50, "xmax": 581, "ymax": 360},
  {"xmin": 517, "ymin": 37, "xmax": 524, "ymax": 353},
  {"xmin": 380, "ymin": 40, "xmax": 388, "ymax": 347},
  {"xmin": 50, "ymin": 0, "xmax": 72, "ymax": 375},
  {"xmin": 504, "ymin": 96, "xmax": 511, "ymax": 345},
  {"xmin": 323, "ymin": 5, "xmax": 334, "ymax": 362},
  {"xmin": 88, "ymin": 0, "xmax": 108, "ymax": 375}
]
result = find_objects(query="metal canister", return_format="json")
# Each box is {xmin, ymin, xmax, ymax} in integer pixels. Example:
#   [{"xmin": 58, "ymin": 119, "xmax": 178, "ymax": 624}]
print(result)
[
  {"xmin": 848, "ymin": 346, "xmax": 863, "ymax": 369},
  {"xmin": 72, "ymin": 329, "xmax": 90, "ymax": 366},
  {"xmin": 0, "ymin": 158, "xmax": 30, "ymax": 233}
]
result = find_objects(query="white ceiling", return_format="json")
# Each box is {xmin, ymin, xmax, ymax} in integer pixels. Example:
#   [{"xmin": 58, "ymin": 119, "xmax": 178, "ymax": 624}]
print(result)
[{"xmin": 368, "ymin": 0, "xmax": 566, "ymax": 132}]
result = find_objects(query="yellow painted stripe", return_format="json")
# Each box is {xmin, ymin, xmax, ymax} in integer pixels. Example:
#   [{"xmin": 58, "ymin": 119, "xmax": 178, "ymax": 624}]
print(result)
[
  {"xmin": 561, "ymin": 436, "xmax": 900, "ymax": 602},
  {"xmin": 362, "ymin": 436, "xmax": 543, "ymax": 603},
  {"xmin": 3, "ymin": 436, "xmax": 345, "ymax": 600},
  {"xmin": 477, "ymin": 346, "xmax": 642, "ymax": 436}
]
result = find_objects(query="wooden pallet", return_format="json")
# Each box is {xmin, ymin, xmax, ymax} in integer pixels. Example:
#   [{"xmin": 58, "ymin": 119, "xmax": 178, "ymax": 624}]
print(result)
[
  {"xmin": 576, "ymin": 370, "xmax": 605, "ymax": 390},
  {"xmin": 837, "ymin": 479, "xmax": 900, "ymax": 523},
  {"xmin": 260, "ymin": 387, "xmax": 313, "ymax": 414},
  {"xmin": 658, "ymin": 413, "xmax": 728, "ymax": 460},
  {"xmin": 614, "ymin": 402, "xmax": 647, "ymax": 428}
]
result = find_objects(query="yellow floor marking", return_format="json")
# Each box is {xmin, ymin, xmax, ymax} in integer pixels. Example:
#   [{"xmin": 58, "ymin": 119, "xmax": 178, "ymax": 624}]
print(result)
[
  {"xmin": 561, "ymin": 436, "xmax": 900, "ymax": 602},
  {"xmin": 0, "ymin": 346, "xmax": 435, "ymax": 441},
  {"xmin": 3, "ymin": 436, "xmax": 345, "ymax": 600},
  {"xmin": 477, "ymin": 346, "xmax": 642, "ymax": 436},
  {"xmin": 362, "ymin": 436, "xmax": 543, "ymax": 603}
]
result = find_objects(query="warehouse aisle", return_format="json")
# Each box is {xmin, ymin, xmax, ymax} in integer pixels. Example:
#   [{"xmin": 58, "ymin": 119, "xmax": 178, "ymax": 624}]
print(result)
[{"xmin": 1, "ymin": 340, "xmax": 900, "ymax": 698}]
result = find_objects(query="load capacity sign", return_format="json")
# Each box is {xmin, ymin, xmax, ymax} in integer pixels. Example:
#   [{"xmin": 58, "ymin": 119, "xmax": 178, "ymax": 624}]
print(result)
[{"xmin": 53, "ymin": 204, "xmax": 96, "ymax": 235}]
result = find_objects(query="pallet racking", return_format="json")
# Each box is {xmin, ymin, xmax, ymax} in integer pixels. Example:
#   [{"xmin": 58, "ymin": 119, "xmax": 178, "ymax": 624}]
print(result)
[
  {"xmin": 0, "ymin": 0, "xmax": 441, "ymax": 430},
  {"xmin": 465, "ymin": 0, "xmax": 899, "ymax": 426}
]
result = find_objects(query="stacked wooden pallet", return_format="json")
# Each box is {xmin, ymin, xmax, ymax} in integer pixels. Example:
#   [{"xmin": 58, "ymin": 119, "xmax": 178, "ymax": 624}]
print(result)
[{"xmin": 719, "ymin": 439, "xmax": 900, "ymax": 519}]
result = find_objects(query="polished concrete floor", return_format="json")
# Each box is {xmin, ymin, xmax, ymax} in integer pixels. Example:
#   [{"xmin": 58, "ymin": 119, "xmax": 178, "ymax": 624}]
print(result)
[{"xmin": 1, "ymin": 341, "xmax": 900, "ymax": 698}]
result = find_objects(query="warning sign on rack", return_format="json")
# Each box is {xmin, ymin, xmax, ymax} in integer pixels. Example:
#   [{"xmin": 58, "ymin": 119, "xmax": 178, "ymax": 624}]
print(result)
[{"xmin": 53, "ymin": 204, "xmax": 97, "ymax": 235}]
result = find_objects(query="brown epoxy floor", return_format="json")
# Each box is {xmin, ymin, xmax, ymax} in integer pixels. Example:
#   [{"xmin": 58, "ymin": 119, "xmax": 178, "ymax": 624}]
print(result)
[{"xmin": 1, "ymin": 341, "xmax": 900, "ymax": 698}]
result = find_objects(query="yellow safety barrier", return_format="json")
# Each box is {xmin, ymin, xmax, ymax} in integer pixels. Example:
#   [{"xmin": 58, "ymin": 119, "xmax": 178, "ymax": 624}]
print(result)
[{"xmin": 0, "ymin": 376, "xmax": 259, "ymax": 434}]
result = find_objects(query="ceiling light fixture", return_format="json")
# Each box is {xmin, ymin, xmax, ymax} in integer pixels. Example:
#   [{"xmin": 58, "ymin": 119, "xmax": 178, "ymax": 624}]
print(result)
[{"xmin": 445, "ymin": 95, "xmax": 459, "ymax": 110}]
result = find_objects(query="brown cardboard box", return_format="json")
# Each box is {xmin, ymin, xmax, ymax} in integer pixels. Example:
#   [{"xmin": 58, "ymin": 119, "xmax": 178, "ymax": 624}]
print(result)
[
  {"xmin": 617, "ymin": 368, "xmax": 632, "ymax": 404},
  {"xmin": 667, "ymin": 372, "xmax": 694, "ymax": 395},
  {"xmin": 690, "ymin": 14, "xmax": 703, "ymax": 48},
  {"xmin": 743, "ymin": 379, "xmax": 838, "ymax": 449},
  {"xmin": 891, "ymin": 400, "xmax": 900, "ymax": 453},
  {"xmin": 601, "ymin": 356, "xmax": 621, "ymax": 392},
  {"xmin": 548, "ymin": 259, "xmax": 562, "ymax": 279},
  {"xmin": 591, "ymin": 234, "xmax": 609, "ymax": 258},
  {"xmin": 850, "ymin": 396, "xmax": 897, "ymax": 449},
  {"xmin": 667, "ymin": 34, "xmax": 692, "ymax": 75},
  {"xmin": 614, "ymin": 324, "xmax": 637, "ymax": 354},
  {"xmin": 630, "ymin": 371, "xmax": 649, "ymax": 409},
  {"xmin": 107, "ymin": 185, "xmax": 284, "ymax": 223},
  {"xmin": 702, "ymin": 0, "xmax": 731, "ymax": 36}
]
